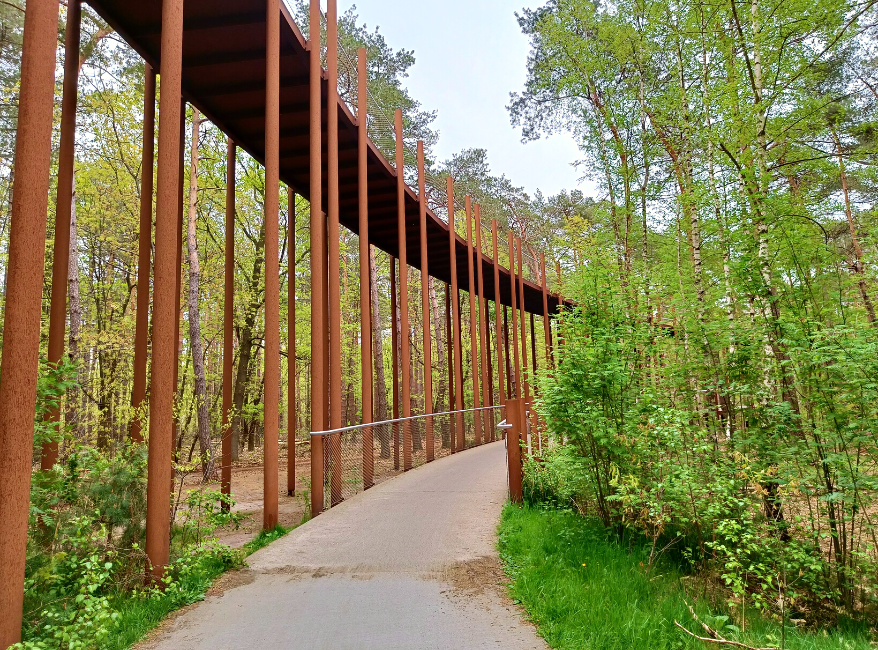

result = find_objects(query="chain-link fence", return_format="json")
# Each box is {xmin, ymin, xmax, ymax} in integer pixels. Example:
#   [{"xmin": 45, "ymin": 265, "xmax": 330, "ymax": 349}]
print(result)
[{"xmin": 312, "ymin": 405, "xmax": 504, "ymax": 509}]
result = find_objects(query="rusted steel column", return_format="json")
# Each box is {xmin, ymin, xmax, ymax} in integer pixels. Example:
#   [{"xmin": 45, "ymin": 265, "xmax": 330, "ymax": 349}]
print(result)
[
  {"xmin": 222, "ymin": 139, "xmax": 235, "ymax": 506},
  {"xmin": 445, "ymin": 283, "xmax": 455, "ymax": 450},
  {"xmin": 308, "ymin": 0, "xmax": 325, "ymax": 518},
  {"xmin": 474, "ymin": 205, "xmax": 490, "ymax": 440},
  {"xmin": 491, "ymin": 219, "xmax": 505, "ymax": 408},
  {"xmin": 287, "ymin": 188, "xmax": 296, "ymax": 495},
  {"xmin": 517, "ymin": 239, "xmax": 530, "ymax": 415},
  {"xmin": 506, "ymin": 398, "xmax": 523, "ymax": 503},
  {"xmin": 326, "ymin": 0, "xmax": 343, "ymax": 505},
  {"xmin": 145, "ymin": 0, "xmax": 184, "ymax": 583},
  {"xmin": 394, "ymin": 109, "xmax": 412, "ymax": 470},
  {"xmin": 446, "ymin": 177, "xmax": 465, "ymax": 450},
  {"xmin": 0, "ymin": 0, "xmax": 61, "ymax": 642},
  {"xmin": 464, "ymin": 197, "xmax": 480, "ymax": 445},
  {"xmin": 131, "ymin": 64, "xmax": 156, "ymax": 445},
  {"xmin": 508, "ymin": 233, "xmax": 521, "ymax": 401},
  {"xmin": 357, "ymin": 48, "xmax": 374, "ymax": 487},
  {"xmin": 43, "ymin": 0, "xmax": 81, "ymax": 468},
  {"xmin": 417, "ymin": 141, "xmax": 434, "ymax": 461},
  {"xmin": 541, "ymin": 253, "xmax": 552, "ymax": 367},
  {"xmin": 262, "ymin": 0, "xmax": 281, "ymax": 530},
  {"xmin": 504, "ymin": 306, "xmax": 512, "ymax": 399},
  {"xmin": 390, "ymin": 257, "xmax": 400, "ymax": 469}
]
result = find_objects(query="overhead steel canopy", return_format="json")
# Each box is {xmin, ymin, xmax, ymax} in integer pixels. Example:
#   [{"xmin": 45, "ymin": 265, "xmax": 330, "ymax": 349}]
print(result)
[{"xmin": 86, "ymin": 0, "xmax": 566, "ymax": 316}]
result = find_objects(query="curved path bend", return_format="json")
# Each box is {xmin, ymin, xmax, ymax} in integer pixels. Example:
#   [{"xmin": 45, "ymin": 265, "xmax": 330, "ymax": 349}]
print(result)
[{"xmin": 142, "ymin": 441, "xmax": 548, "ymax": 650}]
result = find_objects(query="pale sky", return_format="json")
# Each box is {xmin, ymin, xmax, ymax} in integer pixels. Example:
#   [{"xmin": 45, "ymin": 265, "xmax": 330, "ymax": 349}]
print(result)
[{"xmin": 332, "ymin": 0, "xmax": 590, "ymax": 199}]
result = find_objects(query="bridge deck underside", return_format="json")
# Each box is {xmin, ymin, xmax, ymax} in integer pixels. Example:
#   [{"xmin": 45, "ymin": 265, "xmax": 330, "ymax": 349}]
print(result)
[{"xmin": 86, "ymin": 0, "xmax": 563, "ymax": 317}]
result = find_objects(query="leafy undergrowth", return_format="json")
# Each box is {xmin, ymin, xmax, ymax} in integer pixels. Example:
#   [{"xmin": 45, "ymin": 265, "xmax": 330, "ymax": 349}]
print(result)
[
  {"xmin": 498, "ymin": 505, "xmax": 874, "ymax": 650},
  {"xmin": 102, "ymin": 525, "xmax": 292, "ymax": 650}
]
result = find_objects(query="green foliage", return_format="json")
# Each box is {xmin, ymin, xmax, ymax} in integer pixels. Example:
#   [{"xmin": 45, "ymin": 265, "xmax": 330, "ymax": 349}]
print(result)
[
  {"xmin": 498, "ymin": 504, "xmax": 874, "ymax": 650},
  {"xmin": 242, "ymin": 524, "xmax": 290, "ymax": 555}
]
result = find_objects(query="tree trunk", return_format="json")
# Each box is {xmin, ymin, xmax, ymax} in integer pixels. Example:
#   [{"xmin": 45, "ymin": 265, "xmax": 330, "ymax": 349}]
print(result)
[
  {"xmin": 370, "ymin": 247, "xmax": 390, "ymax": 457},
  {"xmin": 66, "ymin": 192, "xmax": 83, "ymax": 441},
  {"xmin": 185, "ymin": 109, "xmax": 214, "ymax": 480}
]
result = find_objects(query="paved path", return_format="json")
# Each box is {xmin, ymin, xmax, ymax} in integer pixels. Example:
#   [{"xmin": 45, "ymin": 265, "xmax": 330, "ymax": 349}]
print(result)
[{"xmin": 142, "ymin": 441, "xmax": 548, "ymax": 650}]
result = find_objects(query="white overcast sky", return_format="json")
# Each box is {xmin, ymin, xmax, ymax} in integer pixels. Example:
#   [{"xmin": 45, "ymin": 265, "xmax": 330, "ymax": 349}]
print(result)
[{"xmin": 327, "ymin": 0, "xmax": 591, "ymax": 199}]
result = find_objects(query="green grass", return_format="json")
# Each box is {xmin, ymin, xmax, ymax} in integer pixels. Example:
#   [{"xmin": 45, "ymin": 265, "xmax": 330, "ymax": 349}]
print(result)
[
  {"xmin": 104, "ymin": 524, "xmax": 293, "ymax": 650},
  {"xmin": 497, "ymin": 504, "xmax": 873, "ymax": 650}
]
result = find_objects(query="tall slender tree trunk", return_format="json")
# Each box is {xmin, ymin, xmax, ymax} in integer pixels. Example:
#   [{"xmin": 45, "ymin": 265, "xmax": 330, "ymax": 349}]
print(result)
[
  {"xmin": 370, "ymin": 247, "xmax": 389, "ymax": 456},
  {"xmin": 428, "ymin": 277, "xmax": 446, "ymax": 413},
  {"xmin": 66, "ymin": 192, "xmax": 83, "ymax": 441},
  {"xmin": 185, "ymin": 108, "xmax": 213, "ymax": 480}
]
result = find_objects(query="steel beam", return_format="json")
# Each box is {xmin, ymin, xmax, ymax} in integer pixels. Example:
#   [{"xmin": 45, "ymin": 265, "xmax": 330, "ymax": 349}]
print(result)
[
  {"xmin": 390, "ymin": 257, "xmax": 400, "ymax": 469},
  {"xmin": 308, "ymin": 0, "xmax": 325, "ymax": 517},
  {"xmin": 541, "ymin": 253, "xmax": 552, "ymax": 368},
  {"xmin": 0, "ymin": 0, "xmax": 61, "ymax": 642},
  {"xmin": 145, "ymin": 0, "xmax": 184, "ymax": 583},
  {"xmin": 43, "ymin": 0, "xmax": 81, "ymax": 467},
  {"xmin": 508, "ymin": 233, "xmax": 521, "ymax": 401},
  {"xmin": 358, "ymin": 48, "xmax": 374, "ymax": 488},
  {"xmin": 447, "ymin": 178, "xmax": 465, "ymax": 450},
  {"xmin": 222, "ymin": 139, "xmax": 235, "ymax": 507},
  {"xmin": 491, "ymin": 219, "xmax": 505, "ymax": 408},
  {"xmin": 474, "ymin": 205, "xmax": 490, "ymax": 440},
  {"xmin": 287, "ymin": 187, "xmax": 296, "ymax": 496},
  {"xmin": 464, "ymin": 197, "xmax": 480, "ymax": 445},
  {"xmin": 131, "ymin": 64, "xmax": 156, "ymax": 444},
  {"xmin": 394, "ymin": 109, "xmax": 412, "ymax": 469},
  {"xmin": 417, "ymin": 141, "xmax": 434, "ymax": 461}
]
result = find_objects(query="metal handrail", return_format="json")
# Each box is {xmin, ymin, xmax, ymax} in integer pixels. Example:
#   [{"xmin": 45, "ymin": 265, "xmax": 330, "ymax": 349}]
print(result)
[{"xmin": 310, "ymin": 404, "xmax": 505, "ymax": 437}]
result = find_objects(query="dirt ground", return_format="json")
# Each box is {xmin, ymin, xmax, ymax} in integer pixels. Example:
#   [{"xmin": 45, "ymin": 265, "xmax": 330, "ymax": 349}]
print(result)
[{"xmin": 180, "ymin": 444, "xmax": 310, "ymax": 549}]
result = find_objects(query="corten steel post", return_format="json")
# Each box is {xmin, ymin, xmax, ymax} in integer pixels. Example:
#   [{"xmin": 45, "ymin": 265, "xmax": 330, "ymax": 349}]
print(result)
[
  {"xmin": 474, "ymin": 205, "xmax": 490, "ymax": 440},
  {"xmin": 43, "ymin": 0, "xmax": 81, "ymax": 468},
  {"xmin": 517, "ymin": 239, "xmax": 531, "ymax": 431},
  {"xmin": 131, "ymin": 64, "xmax": 156, "ymax": 444},
  {"xmin": 491, "ymin": 219, "xmax": 505, "ymax": 410},
  {"xmin": 0, "ymin": 0, "xmax": 61, "ymax": 642},
  {"xmin": 417, "ymin": 141, "xmax": 434, "ymax": 461},
  {"xmin": 504, "ymin": 307, "xmax": 512, "ymax": 399},
  {"xmin": 222, "ymin": 139, "xmax": 235, "ymax": 507},
  {"xmin": 357, "ymin": 48, "xmax": 374, "ymax": 487},
  {"xmin": 308, "ymin": 0, "xmax": 325, "ymax": 518},
  {"xmin": 506, "ymin": 398, "xmax": 524, "ymax": 503},
  {"xmin": 446, "ymin": 177, "xmax": 465, "ymax": 450},
  {"xmin": 286, "ymin": 192, "xmax": 299, "ymax": 482},
  {"xmin": 445, "ymin": 283, "xmax": 455, "ymax": 450},
  {"xmin": 145, "ymin": 0, "xmax": 184, "ymax": 583},
  {"xmin": 508, "ymin": 233, "xmax": 521, "ymax": 401},
  {"xmin": 390, "ymin": 258, "xmax": 400, "ymax": 469},
  {"xmin": 262, "ymin": 0, "xmax": 281, "ymax": 530},
  {"xmin": 394, "ymin": 109, "xmax": 413, "ymax": 470},
  {"xmin": 464, "ymin": 196, "xmax": 480, "ymax": 445},
  {"xmin": 541, "ymin": 253, "xmax": 552, "ymax": 368},
  {"xmin": 326, "ymin": 0, "xmax": 344, "ymax": 505}
]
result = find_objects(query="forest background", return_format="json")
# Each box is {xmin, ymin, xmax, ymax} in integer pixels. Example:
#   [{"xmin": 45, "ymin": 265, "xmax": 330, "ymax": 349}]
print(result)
[{"xmin": 2, "ymin": 0, "xmax": 878, "ymax": 645}]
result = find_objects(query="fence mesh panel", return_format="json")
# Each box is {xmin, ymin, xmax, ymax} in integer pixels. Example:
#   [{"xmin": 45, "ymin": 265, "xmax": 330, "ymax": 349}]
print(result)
[{"xmin": 314, "ymin": 406, "xmax": 504, "ymax": 509}]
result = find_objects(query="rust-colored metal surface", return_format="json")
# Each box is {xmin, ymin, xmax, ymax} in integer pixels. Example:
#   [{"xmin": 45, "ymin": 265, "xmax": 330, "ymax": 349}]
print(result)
[
  {"xmin": 358, "ymin": 48, "xmax": 374, "ymax": 487},
  {"xmin": 223, "ymin": 139, "xmax": 235, "ymax": 504},
  {"xmin": 262, "ymin": 0, "xmax": 280, "ymax": 531},
  {"xmin": 541, "ymin": 253, "xmax": 552, "ymax": 368},
  {"xmin": 445, "ymin": 283, "xmax": 455, "ymax": 450},
  {"xmin": 308, "ymin": 0, "xmax": 324, "ymax": 518},
  {"xmin": 44, "ymin": 0, "xmax": 80, "ymax": 467},
  {"xmin": 491, "ymin": 219, "xmax": 505, "ymax": 408},
  {"xmin": 517, "ymin": 239, "xmax": 530, "ymax": 410},
  {"xmin": 506, "ymin": 399, "xmax": 523, "ymax": 503},
  {"xmin": 417, "ymin": 141, "xmax": 434, "ymax": 462},
  {"xmin": 390, "ymin": 256, "xmax": 400, "ymax": 469},
  {"xmin": 287, "ymin": 187, "xmax": 296, "ymax": 495},
  {"xmin": 474, "ymin": 204, "xmax": 490, "ymax": 440},
  {"xmin": 145, "ymin": 0, "xmax": 183, "ymax": 583},
  {"xmin": 326, "ymin": 0, "xmax": 343, "ymax": 506},
  {"xmin": 508, "ymin": 233, "xmax": 521, "ymax": 401},
  {"xmin": 395, "ymin": 109, "xmax": 412, "ymax": 470},
  {"xmin": 464, "ymin": 196, "xmax": 481, "ymax": 445},
  {"xmin": 0, "ymin": 0, "xmax": 61, "ymax": 643},
  {"xmin": 85, "ymin": 0, "xmax": 562, "ymax": 318},
  {"xmin": 447, "ymin": 179, "xmax": 465, "ymax": 450},
  {"xmin": 131, "ymin": 65, "xmax": 156, "ymax": 445}
]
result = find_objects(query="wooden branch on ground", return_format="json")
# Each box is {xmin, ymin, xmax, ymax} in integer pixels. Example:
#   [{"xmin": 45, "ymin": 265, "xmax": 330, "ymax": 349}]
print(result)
[{"xmin": 673, "ymin": 621, "xmax": 776, "ymax": 650}]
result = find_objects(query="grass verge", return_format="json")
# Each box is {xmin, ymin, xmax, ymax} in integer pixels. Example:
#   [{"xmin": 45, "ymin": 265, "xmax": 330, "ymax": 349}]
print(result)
[
  {"xmin": 497, "ymin": 504, "xmax": 873, "ymax": 650},
  {"xmin": 105, "ymin": 524, "xmax": 292, "ymax": 650}
]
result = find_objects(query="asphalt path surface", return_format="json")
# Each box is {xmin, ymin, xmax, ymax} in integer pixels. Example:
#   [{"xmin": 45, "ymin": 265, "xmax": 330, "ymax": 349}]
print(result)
[{"xmin": 141, "ymin": 440, "xmax": 548, "ymax": 650}]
